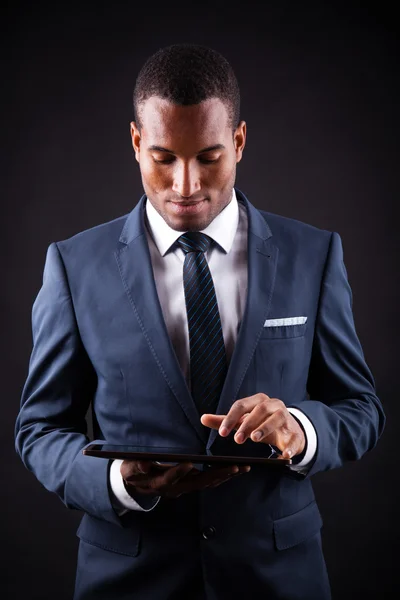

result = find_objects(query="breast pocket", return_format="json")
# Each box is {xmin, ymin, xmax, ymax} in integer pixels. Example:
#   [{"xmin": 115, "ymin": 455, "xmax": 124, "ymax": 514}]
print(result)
[
  {"xmin": 259, "ymin": 322, "xmax": 307, "ymax": 340},
  {"xmin": 255, "ymin": 322, "xmax": 308, "ymax": 401}
]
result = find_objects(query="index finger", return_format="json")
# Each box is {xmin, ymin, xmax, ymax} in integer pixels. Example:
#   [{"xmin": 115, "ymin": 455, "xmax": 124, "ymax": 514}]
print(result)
[{"xmin": 219, "ymin": 398, "xmax": 258, "ymax": 436}]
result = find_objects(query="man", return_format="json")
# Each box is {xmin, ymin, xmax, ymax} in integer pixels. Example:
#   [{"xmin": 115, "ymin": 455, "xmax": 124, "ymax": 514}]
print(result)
[{"xmin": 15, "ymin": 43, "xmax": 385, "ymax": 599}]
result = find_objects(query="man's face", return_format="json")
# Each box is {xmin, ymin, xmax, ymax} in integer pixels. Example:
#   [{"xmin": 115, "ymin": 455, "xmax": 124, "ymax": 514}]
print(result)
[{"xmin": 130, "ymin": 96, "xmax": 246, "ymax": 231}]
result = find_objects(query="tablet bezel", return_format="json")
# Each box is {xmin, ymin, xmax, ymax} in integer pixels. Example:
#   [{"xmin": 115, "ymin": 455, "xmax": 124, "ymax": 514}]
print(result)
[{"xmin": 82, "ymin": 443, "xmax": 292, "ymax": 466}]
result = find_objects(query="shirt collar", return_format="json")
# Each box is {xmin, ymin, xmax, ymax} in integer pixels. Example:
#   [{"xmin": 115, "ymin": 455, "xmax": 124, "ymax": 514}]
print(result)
[{"xmin": 145, "ymin": 188, "xmax": 239, "ymax": 257}]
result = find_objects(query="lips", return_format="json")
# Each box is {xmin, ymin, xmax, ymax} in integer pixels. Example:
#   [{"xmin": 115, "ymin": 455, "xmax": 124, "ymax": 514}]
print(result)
[
  {"xmin": 168, "ymin": 199, "xmax": 207, "ymax": 216},
  {"xmin": 170, "ymin": 199, "xmax": 206, "ymax": 205}
]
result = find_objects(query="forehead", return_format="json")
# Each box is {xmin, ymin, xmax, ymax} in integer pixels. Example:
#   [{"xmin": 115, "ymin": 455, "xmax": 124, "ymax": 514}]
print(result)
[{"xmin": 139, "ymin": 96, "xmax": 230, "ymax": 148}]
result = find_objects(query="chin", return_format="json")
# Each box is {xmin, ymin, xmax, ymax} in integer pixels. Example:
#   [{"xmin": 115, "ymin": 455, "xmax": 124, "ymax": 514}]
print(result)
[
  {"xmin": 164, "ymin": 209, "xmax": 212, "ymax": 232},
  {"xmin": 170, "ymin": 216, "xmax": 212, "ymax": 232}
]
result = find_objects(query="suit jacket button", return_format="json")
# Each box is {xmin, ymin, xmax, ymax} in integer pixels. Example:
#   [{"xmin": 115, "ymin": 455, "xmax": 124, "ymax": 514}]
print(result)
[{"xmin": 202, "ymin": 526, "xmax": 216, "ymax": 540}]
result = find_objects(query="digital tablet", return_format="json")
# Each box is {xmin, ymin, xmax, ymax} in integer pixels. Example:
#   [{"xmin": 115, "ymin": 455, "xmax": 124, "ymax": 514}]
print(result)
[{"xmin": 82, "ymin": 443, "xmax": 292, "ymax": 466}]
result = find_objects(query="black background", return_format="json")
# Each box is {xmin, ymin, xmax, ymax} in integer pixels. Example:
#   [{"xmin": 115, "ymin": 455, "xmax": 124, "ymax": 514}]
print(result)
[{"xmin": 3, "ymin": 1, "xmax": 398, "ymax": 598}]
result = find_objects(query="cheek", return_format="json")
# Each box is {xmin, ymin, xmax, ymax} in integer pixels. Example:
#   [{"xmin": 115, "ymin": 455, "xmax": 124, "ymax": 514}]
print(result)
[
  {"xmin": 141, "ymin": 162, "xmax": 169, "ymax": 189},
  {"xmin": 205, "ymin": 163, "xmax": 234, "ymax": 189},
  {"xmin": 218, "ymin": 156, "xmax": 236, "ymax": 178}
]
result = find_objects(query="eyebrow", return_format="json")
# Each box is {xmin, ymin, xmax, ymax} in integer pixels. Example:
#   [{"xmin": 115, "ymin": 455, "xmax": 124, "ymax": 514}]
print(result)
[{"xmin": 147, "ymin": 144, "xmax": 226, "ymax": 154}]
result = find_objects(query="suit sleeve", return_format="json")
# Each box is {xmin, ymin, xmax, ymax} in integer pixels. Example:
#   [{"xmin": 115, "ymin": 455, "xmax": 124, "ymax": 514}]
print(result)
[
  {"xmin": 15, "ymin": 242, "xmax": 124, "ymax": 526},
  {"xmin": 291, "ymin": 231, "xmax": 385, "ymax": 477}
]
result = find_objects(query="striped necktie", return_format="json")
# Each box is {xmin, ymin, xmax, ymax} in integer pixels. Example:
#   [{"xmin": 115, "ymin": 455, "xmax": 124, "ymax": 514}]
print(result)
[{"xmin": 177, "ymin": 232, "xmax": 227, "ymax": 416}]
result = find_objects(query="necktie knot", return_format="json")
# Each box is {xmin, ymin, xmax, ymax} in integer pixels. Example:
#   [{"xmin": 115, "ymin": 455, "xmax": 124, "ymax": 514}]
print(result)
[{"xmin": 177, "ymin": 232, "xmax": 212, "ymax": 255}]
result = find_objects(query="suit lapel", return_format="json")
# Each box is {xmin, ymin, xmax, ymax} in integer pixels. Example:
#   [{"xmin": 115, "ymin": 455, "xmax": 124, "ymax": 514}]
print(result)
[
  {"xmin": 115, "ymin": 195, "xmax": 207, "ymax": 444},
  {"xmin": 208, "ymin": 188, "xmax": 279, "ymax": 448}
]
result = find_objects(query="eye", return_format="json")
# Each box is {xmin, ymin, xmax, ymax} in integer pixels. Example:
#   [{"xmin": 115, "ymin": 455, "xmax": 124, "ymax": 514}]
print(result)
[
  {"xmin": 152, "ymin": 156, "xmax": 220, "ymax": 165},
  {"xmin": 199, "ymin": 157, "xmax": 219, "ymax": 164},
  {"xmin": 153, "ymin": 158, "xmax": 175, "ymax": 164}
]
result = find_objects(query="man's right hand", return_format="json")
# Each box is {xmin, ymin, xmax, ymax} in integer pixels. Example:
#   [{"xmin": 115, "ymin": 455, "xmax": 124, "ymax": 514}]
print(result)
[{"xmin": 120, "ymin": 460, "xmax": 251, "ymax": 499}]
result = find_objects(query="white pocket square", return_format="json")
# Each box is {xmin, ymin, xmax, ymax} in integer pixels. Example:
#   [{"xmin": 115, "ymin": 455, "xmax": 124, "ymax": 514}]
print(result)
[{"xmin": 264, "ymin": 316, "xmax": 307, "ymax": 327}]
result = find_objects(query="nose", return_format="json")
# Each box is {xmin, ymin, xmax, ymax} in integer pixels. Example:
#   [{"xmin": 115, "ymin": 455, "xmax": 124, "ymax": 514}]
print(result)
[{"xmin": 172, "ymin": 161, "xmax": 201, "ymax": 198}]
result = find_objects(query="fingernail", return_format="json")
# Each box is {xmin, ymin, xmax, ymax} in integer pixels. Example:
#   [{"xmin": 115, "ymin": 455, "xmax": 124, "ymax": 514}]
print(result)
[
  {"xmin": 239, "ymin": 466, "xmax": 251, "ymax": 473},
  {"xmin": 235, "ymin": 432, "xmax": 245, "ymax": 443},
  {"xmin": 219, "ymin": 426, "xmax": 228, "ymax": 436},
  {"xmin": 252, "ymin": 431, "xmax": 262, "ymax": 441}
]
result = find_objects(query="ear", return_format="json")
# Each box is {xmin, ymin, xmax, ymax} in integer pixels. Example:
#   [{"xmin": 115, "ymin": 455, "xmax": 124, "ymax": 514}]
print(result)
[
  {"xmin": 130, "ymin": 121, "xmax": 141, "ymax": 162},
  {"xmin": 234, "ymin": 120, "xmax": 247, "ymax": 163}
]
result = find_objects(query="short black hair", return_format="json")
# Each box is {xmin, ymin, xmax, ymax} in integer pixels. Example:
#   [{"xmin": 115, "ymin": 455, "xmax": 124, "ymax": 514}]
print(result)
[{"xmin": 133, "ymin": 43, "xmax": 240, "ymax": 134}]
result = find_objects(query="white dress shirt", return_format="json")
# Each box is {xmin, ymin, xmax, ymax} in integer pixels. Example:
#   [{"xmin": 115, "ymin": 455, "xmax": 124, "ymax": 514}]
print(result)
[{"xmin": 110, "ymin": 188, "xmax": 317, "ymax": 512}]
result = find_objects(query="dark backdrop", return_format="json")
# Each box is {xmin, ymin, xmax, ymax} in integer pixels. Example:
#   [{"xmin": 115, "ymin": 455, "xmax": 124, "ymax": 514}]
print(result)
[{"xmin": 3, "ymin": 2, "xmax": 398, "ymax": 598}]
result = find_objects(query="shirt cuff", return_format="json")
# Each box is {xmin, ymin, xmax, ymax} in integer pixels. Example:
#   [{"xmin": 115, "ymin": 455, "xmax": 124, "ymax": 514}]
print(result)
[
  {"xmin": 109, "ymin": 459, "xmax": 161, "ymax": 514},
  {"xmin": 287, "ymin": 407, "xmax": 317, "ymax": 471}
]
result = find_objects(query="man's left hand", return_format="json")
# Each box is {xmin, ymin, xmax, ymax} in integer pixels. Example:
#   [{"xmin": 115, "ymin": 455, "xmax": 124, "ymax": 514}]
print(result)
[{"xmin": 200, "ymin": 393, "xmax": 305, "ymax": 459}]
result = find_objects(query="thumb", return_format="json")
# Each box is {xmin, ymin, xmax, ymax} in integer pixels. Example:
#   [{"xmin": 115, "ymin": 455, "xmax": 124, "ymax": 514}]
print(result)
[{"xmin": 136, "ymin": 460, "xmax": 152, "ymax": 474}]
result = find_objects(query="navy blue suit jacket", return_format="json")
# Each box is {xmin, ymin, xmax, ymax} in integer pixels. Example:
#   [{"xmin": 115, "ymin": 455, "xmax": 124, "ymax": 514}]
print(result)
[{"xmin": 15, "ymin": 188, "xmax": 385, "ymax": 599}]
